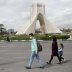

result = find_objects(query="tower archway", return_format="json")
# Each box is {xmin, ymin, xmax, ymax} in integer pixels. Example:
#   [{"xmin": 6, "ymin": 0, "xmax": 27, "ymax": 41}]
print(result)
[
  {"xmin": 16, "ymin": 4, "xmax": 62, "ymax": 35},
  {"xmin": 37, "ymin": 13, "xmax": 46, "ymax": 33}
]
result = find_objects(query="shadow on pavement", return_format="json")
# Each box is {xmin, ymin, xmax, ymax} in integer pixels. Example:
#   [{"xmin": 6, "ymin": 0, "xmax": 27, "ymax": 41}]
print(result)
[
  {"xmin": 62, "ymin": 60, "xmax": 72, "ymax": 64},
  {"xmin": 0, "ymin": 59, "xmax": 25, "ymax": 66},
  {"xmin": 31, "ymin": 63, "xmax": 54, "ymax": 69}
]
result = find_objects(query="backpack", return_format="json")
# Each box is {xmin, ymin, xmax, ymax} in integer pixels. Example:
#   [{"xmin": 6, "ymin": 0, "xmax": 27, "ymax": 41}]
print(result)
[{"xmin": 36, "ymin": 40, "xmax": 42, "ymax": 52}]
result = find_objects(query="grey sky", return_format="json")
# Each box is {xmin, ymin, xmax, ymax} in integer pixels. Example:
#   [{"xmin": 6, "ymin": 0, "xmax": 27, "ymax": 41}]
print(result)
[{"xmin": 0, "ymin": 0, "xmax": 72, "ymax": 31}]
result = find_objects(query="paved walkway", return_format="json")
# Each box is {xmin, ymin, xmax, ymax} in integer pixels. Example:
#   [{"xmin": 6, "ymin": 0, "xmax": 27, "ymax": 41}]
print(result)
[{"xmin": 0, "ymin": 41, "xmax": 72, "ymax": 72}]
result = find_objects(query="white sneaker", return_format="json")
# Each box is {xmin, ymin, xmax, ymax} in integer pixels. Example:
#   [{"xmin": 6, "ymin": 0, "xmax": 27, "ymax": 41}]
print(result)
[{"xmin": 63, "ymin": 59, "xmax": 66, "ymax": 61}]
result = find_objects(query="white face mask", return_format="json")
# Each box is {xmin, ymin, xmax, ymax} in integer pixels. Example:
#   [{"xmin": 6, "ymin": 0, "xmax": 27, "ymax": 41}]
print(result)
[{"xmin": 30, "ymin": 36, "xmax": 32, "ymax": 39}]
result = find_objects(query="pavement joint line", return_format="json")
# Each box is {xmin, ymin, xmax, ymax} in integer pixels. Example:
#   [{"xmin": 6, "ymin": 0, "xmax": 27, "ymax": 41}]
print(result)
[{"xmin": 0, "ymin": 40, "xmax": 72, "ymax": 42}]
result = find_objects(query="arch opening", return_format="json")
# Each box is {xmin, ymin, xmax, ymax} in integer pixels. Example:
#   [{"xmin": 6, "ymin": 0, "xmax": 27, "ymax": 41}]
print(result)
[{"xmin": 36, "ymin": 13, "xmax": 46, "ymax": 33}]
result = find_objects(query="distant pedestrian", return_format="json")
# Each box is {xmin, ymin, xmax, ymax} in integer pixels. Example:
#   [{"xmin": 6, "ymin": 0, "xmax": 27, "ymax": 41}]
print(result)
[
  {"xmin": 47, "ymin": 36, "xmax": 62, "ymax": 64},
  {"xmin": 26, "ymin": 33, "xmax": 44, "ymax": 69},
  {"xmin": 6, "ymin": 36, "xmax": 10, "ymax": 42}
]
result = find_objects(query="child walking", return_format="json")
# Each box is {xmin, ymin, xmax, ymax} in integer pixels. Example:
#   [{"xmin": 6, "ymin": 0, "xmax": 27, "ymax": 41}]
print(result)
[{"xmin": 58, "ymin": 43, "xmax": 64, "ymax": 61}]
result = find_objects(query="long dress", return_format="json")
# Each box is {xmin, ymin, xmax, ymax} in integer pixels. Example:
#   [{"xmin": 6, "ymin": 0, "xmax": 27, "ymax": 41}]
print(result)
[{"xmin": 52, "ymin": 41, "xmax": 58, "ymax": 56}]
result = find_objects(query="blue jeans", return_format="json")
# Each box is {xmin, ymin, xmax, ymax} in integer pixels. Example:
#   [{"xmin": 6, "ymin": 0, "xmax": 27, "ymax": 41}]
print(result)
[
  {"xmin": 58, "ymin": 51, "xmax": 63, "ymax": 56},
  {"xmin": 28, "ymin": 51, "xmax": 42, "ymax": 67}
]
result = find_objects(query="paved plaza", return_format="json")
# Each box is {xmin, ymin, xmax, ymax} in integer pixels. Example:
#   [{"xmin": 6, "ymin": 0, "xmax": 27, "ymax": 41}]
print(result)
[{"xmin": 0, "ymin": 40, "xmax": 72, "ymax": 72}]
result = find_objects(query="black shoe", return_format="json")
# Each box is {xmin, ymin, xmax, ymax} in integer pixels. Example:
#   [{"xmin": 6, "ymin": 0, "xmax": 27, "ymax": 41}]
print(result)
[
  {"xmin": 25, "ymin": 66, "xmax": 31, "ymax": 69},
  {"xmin": 47, "ymin": 62, "xmax": 51, "ymax": 64},
  {"xmin": 39, "ymin": 66, "xmax": 44, "ymax": 69}
]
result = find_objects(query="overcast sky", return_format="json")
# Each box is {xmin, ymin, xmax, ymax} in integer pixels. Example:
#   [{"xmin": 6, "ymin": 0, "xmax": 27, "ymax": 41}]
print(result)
[{"xmin": 0, "ymin": 0, "xmax": 72, "ymax": 31}]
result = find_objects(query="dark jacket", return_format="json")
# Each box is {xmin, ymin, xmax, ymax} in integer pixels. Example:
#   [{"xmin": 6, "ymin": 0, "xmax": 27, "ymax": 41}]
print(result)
[{"xmin": 52, "ymin": 41, "xmax": 58, "ymax": 56}]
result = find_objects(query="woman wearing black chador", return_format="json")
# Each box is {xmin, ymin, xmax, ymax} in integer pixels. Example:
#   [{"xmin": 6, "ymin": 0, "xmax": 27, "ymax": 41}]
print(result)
[{"xmin": 47, "ymin": 36, "xmax": 62, "ymax": 64}]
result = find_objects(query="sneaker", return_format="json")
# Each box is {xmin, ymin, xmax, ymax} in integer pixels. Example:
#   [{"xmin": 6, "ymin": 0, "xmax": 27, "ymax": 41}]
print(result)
[
  {"xmin": 63, "ymin": 59, "xmax": 66, "ymax": 61},
  {"xmin": 58, "ymin": 62, "xmax": 62, "ymax": 64},
  {"xmin": 39, "ymin": 66, "xmax": 44, "ymax": 69},
  {"xmin": 25, "ymin": 66, "xmax": 31, "ymax": 69},
  {"xmin": 46, "ymin": 62, "xmax": 51, "ymax": 64}
]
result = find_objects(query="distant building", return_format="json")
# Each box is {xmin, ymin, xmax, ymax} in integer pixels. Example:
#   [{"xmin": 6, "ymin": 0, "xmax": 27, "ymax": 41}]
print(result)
[
  {"xmin": 35, "ymin": 28, "xmax": 41, "ymax": 33},
  {"xmin": 7, "ymin": 29, "xmax": 15, "ymax": 35}
]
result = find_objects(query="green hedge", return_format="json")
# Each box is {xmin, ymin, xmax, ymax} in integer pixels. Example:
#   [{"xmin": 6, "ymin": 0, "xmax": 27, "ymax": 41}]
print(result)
[
  {"xmin": 0, "ymin": 35, "xmax": 7, "ymax": 40},
  {"xmin": 0, "ymin": 34, "xmax": 70, "ymax": 40},
  {"xmin": 35, "ymin": 34, "xmax": 70, "ymax": 40},
  {"xmin": 11, "ymin": 35, "xmax": 29, "ymax": 40}
]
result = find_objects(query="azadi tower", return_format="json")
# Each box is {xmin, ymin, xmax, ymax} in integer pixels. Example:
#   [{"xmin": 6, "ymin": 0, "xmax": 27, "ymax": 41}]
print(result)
[{"xmin": 16, "ymin": 4, "xmax": 62, "ymax": 35}]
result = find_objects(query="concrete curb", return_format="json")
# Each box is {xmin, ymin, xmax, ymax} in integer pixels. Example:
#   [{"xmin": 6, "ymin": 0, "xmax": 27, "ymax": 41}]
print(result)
[
  {"xmin": 0, "ymin": 40, "xmax": 44, "ymax": 42},
  {"xmin": 0, "ymin": 39, "xmax": 72, "ymax": 42}
]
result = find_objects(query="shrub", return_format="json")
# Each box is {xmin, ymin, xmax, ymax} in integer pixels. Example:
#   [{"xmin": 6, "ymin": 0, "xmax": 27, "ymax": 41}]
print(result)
[
  {"xmin": 11, "ymin": 34, "xmax": 30, "ymax": 40},
  {"xmin": 0, "ymin": 34, "xmax": 70, "ymax": 40}
]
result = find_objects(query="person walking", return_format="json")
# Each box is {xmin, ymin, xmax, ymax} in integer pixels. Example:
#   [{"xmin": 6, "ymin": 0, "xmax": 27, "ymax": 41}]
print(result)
[
  {"xmin": 47, "ymin": 36, "xmax": 62, "ymax": 64},
  {"xmin": 58, "ymin": 43, "xmax": 65, "ymax": 61},
  {"xmin": 6, "ymin": 36, "xmax": 10, "ymax": 42},
  {"xmin": 26, "ymin": 33, "xmax": 44, "ymax": 69}
]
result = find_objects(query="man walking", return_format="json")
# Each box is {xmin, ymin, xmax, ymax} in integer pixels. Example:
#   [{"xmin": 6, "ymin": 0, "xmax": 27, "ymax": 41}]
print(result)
[{"xmin": 26, "ymin": 33, "xmax": 44, "ymax": 69}]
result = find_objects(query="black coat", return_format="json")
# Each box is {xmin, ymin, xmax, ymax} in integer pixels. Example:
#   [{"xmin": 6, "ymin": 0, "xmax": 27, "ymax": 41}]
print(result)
[{"xmin": 52, "ymin": 41, "xmax": 58, "ymax": 56}]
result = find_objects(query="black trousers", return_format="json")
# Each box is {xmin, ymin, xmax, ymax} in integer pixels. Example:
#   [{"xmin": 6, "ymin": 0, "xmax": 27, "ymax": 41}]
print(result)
[
  {"xmin": 49, "ymin": 55, "xmax": 61, "ymax": 63},
  {"xmin": 60, "ymin": 55, "xmax": 64, "ymax": 60}
]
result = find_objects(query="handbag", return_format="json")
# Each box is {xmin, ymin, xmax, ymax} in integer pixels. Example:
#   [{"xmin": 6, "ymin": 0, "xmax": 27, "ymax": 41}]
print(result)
[{"xmin": 36, "ymin": 40, "xmax": 42, "ymax": 52}]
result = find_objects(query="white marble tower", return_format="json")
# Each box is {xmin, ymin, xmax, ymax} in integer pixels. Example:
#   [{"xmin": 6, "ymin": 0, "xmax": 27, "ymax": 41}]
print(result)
[{"xmin": 16, "ymin": 3, "xmax": 62, "ymax": 35}]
